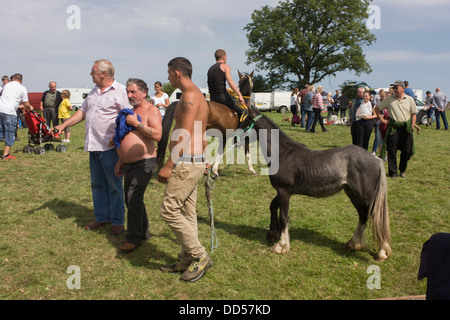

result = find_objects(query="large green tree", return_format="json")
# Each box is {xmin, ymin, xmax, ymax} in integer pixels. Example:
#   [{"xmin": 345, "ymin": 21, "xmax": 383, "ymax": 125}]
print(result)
[{"xmin": 244, "ymin": 0, "xmax": 376, "ymax": 88}]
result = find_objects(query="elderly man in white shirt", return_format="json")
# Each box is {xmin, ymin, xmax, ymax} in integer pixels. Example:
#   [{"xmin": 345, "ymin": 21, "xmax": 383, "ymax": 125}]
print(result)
[
  {"xmin": 55, "ymin": 59, "xmax": 131, "ymax": 235},
  {"xmin": 0, "ymin": 73, "xmax": 32, "ymax": 159}
]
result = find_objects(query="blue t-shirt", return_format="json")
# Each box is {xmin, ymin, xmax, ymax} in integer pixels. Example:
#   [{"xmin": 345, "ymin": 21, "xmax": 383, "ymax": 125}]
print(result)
[{"xmin": 404, "ymin": 88, "xmax": 415, "ymax": 99}]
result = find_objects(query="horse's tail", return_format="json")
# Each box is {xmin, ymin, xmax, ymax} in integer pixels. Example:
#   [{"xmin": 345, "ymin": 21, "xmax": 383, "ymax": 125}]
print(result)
[
  {"xmin": 369, "ymin": 158, "xmax": 392, "ymax": 260},
  {"xmin": 155, "ymin": 101, "xmax": 177, "ymax": 176}
]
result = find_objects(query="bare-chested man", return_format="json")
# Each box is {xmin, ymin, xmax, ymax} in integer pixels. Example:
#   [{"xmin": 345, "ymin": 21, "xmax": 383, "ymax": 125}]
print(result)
[
  {"xmin": 114, "ymin": 78, "xmax": 162, "ymax": 252},
  {"xmin": 158, "ymin": 57, "xmax": 212, "ymax": 282}
]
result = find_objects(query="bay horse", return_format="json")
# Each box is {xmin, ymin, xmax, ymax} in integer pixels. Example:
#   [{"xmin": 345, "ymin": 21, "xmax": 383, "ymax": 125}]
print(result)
[
  {"xmin": 156, "ymin": 71, "xmax": 257, "ymax": 177},
  {"xmin": 240, "ymin": 108, "xmax": 392, "ymax": 261}
]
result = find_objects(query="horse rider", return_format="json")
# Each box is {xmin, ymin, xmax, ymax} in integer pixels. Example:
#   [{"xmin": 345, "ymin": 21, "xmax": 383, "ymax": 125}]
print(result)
[{"xmin": 207, "ymin": 49, "xmax": 248, "ymax": 125}]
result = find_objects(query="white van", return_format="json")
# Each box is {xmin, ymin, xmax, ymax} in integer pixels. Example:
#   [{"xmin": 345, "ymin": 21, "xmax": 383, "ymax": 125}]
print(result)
[
  {"xmin": 169, "ymin": 87, "xmax": 210, "ymax": 103},
  {"xmin": 251, "ymin": 90, "xmax": 292, "ymax": 112},
  {"xmin": 59, "ymin": 87, "xmax": 92, "ymax": 110}
]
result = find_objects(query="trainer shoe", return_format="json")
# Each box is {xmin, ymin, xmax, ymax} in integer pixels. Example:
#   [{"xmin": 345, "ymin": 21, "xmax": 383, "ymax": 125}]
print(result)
[
  {"xmin": 2, "ymin": 154, "xmax": 16, "ymax": 160},
  {"xmin": 160, "ymin": 257, "xmax": 191, "ymax": 274},
  {"xmin": 180, "ymin": 254, "xmax": 213, "ymax": 282}
]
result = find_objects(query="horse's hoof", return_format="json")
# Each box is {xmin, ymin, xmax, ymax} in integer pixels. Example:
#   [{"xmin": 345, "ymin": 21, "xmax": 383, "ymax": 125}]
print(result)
[
  {"xmin": 271, "ymin": 242, "xmax": 289, "ymax": 255},
  {"xmin": 375, "ymin": 249, "xmax": 389, "ymax": 262},
  {"xmin": 271, "ymin": 243, "xmax": 282, "ymax": 254},
  {"xmin": 281, "ymin": 243, "xmax": 290, "ymax": 254},
  {"xmin": 344, "ymin": 240, "xmax": 355, "ymax": 252}
]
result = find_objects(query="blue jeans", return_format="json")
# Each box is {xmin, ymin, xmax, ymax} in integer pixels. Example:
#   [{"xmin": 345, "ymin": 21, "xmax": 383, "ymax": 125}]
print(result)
[
  {"xmin": 372, "ymin": 122, "xmax": 382, "ymax": 153},
  {"xmin": 300, "ymin": 105, "xmax": 306, "ymax": 127},
  {"xmin": 0, "ymin": 112, "xmax": 17, "ymax": 146},
  {"xmin": 435, "ymin": 109, "xmax": 448, "ymax": 129},
  {"xmin": 89, "ymin": 149, "xmax": 125, "ymax": 225},
  {"xmin": 305, "ymin": 110, "xmax": 314, "ymax": 131}
]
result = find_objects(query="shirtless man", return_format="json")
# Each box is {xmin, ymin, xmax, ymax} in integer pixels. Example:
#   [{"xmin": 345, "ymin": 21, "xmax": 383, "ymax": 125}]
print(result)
[
  {"xmin": 158, "ymin": 57, "xmax": 212, "ymax": 282},
  {"xmin": 114, "ymin": 78, "xmax": 162, "ymax": 252}
]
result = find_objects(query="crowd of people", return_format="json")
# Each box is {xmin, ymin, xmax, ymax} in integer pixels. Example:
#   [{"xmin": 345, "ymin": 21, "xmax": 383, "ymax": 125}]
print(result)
[{"xmin": 289, "ymin": 80, "xmax": 448, "ymax": 178}]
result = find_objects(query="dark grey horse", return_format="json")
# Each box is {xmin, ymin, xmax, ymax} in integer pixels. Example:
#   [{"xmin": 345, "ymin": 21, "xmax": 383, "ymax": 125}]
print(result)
[{"xmin": 241, "ymin": 108, "xmax": 392, "ymax": 261}]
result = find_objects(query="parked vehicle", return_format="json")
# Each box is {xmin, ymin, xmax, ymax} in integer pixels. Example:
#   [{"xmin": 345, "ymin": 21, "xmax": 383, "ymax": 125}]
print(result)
[
  {"xmin": 59, "ymin": 87, "xmax": 92, "ymax": 111},
  {"xmin": 415, "ymin": 98, "xmax": 436, "ymax": 125},
  {"xmin": 169, "ymin": 88, "xmax": 209, "ymax": 103},
  {"xmin": 251, "ymin": 90, "xmax": 292, "ymax": 113}
]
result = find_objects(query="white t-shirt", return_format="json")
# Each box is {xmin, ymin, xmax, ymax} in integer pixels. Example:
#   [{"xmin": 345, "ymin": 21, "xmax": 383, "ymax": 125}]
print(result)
[
  {"xmin": 151, "ymin": 92, "xmax": 169, "ymax": 117},
  {"xmin": 356, "ymin": 100, "xmax": 373, "ymax": 120},
  {"xmin": 0, "ymin": 81, "xmax": 28, "ymax": 115}
]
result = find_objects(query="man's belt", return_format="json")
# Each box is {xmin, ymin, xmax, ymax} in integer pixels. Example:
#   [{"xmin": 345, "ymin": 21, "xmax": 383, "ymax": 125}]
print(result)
[{"xmin": 178, "ymin": 155, "xmax": 206, "ymax": 163}]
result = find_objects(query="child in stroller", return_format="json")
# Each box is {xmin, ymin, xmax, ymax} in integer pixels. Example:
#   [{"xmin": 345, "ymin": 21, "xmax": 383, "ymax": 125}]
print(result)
[{"xmin": 23, "ymin": 110, "xmax": 66, "ymax": 154}]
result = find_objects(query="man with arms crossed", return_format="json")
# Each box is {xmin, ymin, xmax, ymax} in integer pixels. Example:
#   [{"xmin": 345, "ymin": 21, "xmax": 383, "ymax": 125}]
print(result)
[
  {"xmin": 158, "ymin": 57, "xmax": 212, "ymax": 282},
  {"xmin": 55, "ymin": 59, "xmax": 130, "ymax": 235},
  {"xmin": 114, "ymin": 78, "xmax": 162, "ymax": 252}
]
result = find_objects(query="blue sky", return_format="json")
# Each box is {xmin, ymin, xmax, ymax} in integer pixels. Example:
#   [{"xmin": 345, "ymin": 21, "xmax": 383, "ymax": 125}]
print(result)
[{"xmin": 1, "ymin": 0, "xmax": 450, "ymax": 101}]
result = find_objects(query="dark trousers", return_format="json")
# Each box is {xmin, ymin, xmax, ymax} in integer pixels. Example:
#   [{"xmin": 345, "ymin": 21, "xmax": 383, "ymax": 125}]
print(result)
[
  {"xmin": 210, "ymin": 92, "xmax": 243, "ymax": 116},
  {"xmin": 311, "ymin": 108, "xmax": 326, "ymax": 132},
  {"xmin": 351, "ymin": 121, "xmax": 358, "ymax": 145},
  {"xmin": 300, "ymin": 104, "xmax": 306, "ymax": 127},
  {"xmin": 43, "ymin": 107, "xmax": 59, "ymax": 127},
  {"xmin": 356, "ymin": 120, "xmax": 373, "ymax": 150},
  {"xmin": 123, "ymin": 158, "xmax": 156, "ymax": 245},
  {"xmin": 387, "ymin": 126, "xmax": 413, "ymax": 177},
  {"xmin": 435, "ymin": 109, "xmax": 448, "ymax": 129}
]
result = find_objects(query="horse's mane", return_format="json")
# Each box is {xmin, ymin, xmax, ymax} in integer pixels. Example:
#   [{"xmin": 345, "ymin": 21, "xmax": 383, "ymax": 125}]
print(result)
[
  {"xmin": 155, "ymin": 101, "xmax": 177, "ymax": 175},
  {"xmin": 256, "ymin": 114, "xmax": 308, "ymax": 148}
]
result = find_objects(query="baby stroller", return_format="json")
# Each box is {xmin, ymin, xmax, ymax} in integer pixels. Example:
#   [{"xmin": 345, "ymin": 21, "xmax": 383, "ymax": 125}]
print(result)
[{"xmin": 23, "ymin": 110, "xmax": 67, "ymax": 154}]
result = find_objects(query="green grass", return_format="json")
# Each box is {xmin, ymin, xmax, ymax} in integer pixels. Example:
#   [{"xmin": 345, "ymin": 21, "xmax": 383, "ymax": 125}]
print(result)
[{"xmin": 1, "ymin": 111, "xmax": 449, "ymax": 300}]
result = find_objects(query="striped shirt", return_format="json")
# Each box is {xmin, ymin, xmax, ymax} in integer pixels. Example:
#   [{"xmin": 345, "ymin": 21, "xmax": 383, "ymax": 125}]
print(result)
[{"xmin": 312, "ymin": 93, "xmax": 323, "ymax": 109}]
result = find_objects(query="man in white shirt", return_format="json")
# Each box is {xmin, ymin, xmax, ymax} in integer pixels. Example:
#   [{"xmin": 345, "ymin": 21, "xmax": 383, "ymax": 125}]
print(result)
[
  {"xmin": 55, "ymin": 60, "xmax": 131, "ymax": 235},
  {"xmin": 0, "ymin": 73, "xmax": 32, "ymax": 159}
]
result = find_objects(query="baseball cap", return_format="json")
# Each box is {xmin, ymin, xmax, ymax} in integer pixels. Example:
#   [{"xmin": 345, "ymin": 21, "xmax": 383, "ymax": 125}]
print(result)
[{"xmin": 390, "ymin": 80, "xmax": 405, "ymax": 88}]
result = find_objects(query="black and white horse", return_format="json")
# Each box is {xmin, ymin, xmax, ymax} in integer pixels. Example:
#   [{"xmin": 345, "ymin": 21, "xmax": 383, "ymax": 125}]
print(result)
[{"xmin": 241, "ymin": 108, "xmax": 392, "ymax": 261}]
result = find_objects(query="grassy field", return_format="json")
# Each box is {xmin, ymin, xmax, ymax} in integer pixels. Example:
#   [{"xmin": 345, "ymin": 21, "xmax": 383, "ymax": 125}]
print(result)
[{"xmin": 0, "ymin": 111, "xmax": 449, "ymax": 300}]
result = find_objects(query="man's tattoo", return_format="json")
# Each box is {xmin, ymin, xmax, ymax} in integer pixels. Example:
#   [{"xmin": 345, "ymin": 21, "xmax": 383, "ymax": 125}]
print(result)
[
  {"xmin": 181, "ymin": 101, "xmax": 193, "ymax": 113},
  {"xmin": 137, "ymin": 123, "xmax": 153, "ymax": 136}
]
